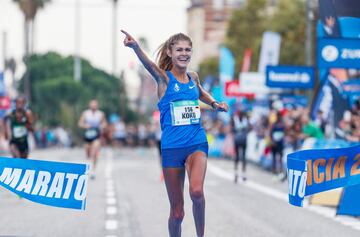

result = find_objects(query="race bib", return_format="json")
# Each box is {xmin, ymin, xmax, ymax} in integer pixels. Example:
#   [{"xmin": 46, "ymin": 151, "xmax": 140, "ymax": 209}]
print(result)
[
  {"xmin": 13, "ymin": 126, "xmax": 27, "ymax": 138},
  {"xmin": 84, "ymin": 128, "xmax": 99, "ymax": 140},
  {"xmin": 170, "ymin": 100, "xmax": 201, "ymax": 126},
  {"xmin": 273, "ymin": 131, "xmax": 284, "ymax": 142}
]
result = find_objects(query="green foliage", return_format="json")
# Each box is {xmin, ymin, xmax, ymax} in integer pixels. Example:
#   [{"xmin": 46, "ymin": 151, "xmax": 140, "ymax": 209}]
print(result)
[
  {"xmin": 13, "ymin": 0, "xmax": 52, "ymax": 20},
  {"xmin": 198, "ymin": 57, "xmax": 219, "ymax": 83},
  {"xmin": 266, "ymin": 0, "xmax": 307, "ymax": 65},
  {"xmin": 225, "ymin": 0, "xmax": 267, "ymax": 73},
  {"xmin": 21, "ymin": 52, "xmax": 130, "ymax": 130},
  {"xmin": 199, "ymin": 0, "xmax": 311, "ymax": 78}
]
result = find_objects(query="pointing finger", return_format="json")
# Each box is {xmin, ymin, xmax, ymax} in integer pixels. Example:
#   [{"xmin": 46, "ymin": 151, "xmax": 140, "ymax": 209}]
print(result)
[{"xmin": 120, "ymin": 30, "xmax": 130, "ymax": 37}]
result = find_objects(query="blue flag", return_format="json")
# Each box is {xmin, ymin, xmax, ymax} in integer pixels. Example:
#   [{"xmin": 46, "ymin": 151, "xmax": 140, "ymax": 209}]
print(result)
[
  {"xmin": 219, "ymin": 47, "xmax": 235, "ymax": 84},
  {"xmin": 0, "ymin": 157, "xmax": 89, "ymax": 210},
  {"xmin": 287, "ymin": 145, "xmax": 360, "ymax": 207}
]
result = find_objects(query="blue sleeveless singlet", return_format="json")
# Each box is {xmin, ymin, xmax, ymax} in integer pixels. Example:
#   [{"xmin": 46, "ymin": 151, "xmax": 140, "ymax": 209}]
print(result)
[{"xmin": 157, "ymin": 71, "xmax": 207, "ymax": 149}]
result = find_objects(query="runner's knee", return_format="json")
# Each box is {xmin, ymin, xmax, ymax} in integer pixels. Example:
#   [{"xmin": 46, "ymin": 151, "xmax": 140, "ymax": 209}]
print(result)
[
  {"xmin": 189, "ymin": 188, "xmax": 204, "ymax": 201},
  {"xmin": 170, "ymin": 207, "xmax": 184, "ymax": 222}
]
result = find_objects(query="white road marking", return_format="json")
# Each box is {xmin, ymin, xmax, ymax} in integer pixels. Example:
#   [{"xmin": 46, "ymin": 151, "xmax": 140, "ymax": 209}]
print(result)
[
  {"xmin": 105, "ymin": 220, "xmax": 118, "ymax": 230},
  {"xmin": 106, "ymin": 185, "xmax": 115, "ymax": 192},
  {"xmin": 107, "ymin": 197, "xmax": 117, "ymax": 206},
  {"xmin": 106, "ymin": 191, "xmax": 116, "ymax": 198},
  {"xmin": 106, "ymin": 179, "xmax": 114, "ymax": 186},
  {"xmin": 107, "ymin": 206, "xmax": 118, "ymax": 215},
  {"xmin": 104, "ymin": 149, "xmax": 120, "ymax": 235}
]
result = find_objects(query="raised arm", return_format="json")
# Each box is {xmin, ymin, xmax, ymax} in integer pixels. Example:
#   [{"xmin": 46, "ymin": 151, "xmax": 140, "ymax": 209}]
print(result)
[
  {"xmin": 190, "ymin": 72, "xmax": 228, "ymax": 112},
  {"xmin": 121, "ymin": 30, "xmax": 167, "ymax": 85}
]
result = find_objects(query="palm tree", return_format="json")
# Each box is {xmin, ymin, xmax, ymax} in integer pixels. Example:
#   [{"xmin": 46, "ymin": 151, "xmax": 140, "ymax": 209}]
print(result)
[{"xmin": 13, "ymin": 0, "xmax": 51, "ymax": 100}]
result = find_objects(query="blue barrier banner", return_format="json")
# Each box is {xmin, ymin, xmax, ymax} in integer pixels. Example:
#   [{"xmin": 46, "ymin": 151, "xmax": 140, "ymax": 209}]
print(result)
[
  {"xmin": 337, "ymin": 184, "xmax": 360, "ymax": 216},
  {"xmin": 280, "ymin": 95, "xmax": 308, "ymax": 108},
  {"xmin": 287, "ymin": 144, "xmax": 360, "ymax": 207},
  {"xmin": 318, "ymin": 38, "xmax": 360, "ymax": 69},
  {"xmin": 266, "ymin": 65, "xmax": 314, "ymax": 89},
  {"xmin": 0, "ymin": 157, "xmax": 89, "ymax": 210}
]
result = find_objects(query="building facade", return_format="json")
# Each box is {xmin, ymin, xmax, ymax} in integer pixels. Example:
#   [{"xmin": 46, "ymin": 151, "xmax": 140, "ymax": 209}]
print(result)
[{"xmin": 187, "ymin": 0, "xmax": 245, "ymax": 70}]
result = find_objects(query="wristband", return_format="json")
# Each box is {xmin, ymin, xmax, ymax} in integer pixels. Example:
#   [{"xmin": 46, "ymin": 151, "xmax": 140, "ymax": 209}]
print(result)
[{"xmin": 211, "ymin": 101, "xmax": 218, "ymax": 109}]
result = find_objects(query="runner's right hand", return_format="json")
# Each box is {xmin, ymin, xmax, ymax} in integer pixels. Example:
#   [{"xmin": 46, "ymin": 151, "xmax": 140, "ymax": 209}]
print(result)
[{"xmin": 121, "ymin": 30, "xmax": 139, "ymax": 49}]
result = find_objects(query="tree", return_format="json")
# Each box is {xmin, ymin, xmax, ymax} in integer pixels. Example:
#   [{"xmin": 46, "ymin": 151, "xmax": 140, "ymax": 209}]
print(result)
[
  {"xmin": 13, "ymin": 0, "xmax": 51, "ymax": 100},
  {"xmin": 266, "ymin": 0, "xmax": 308, "ymax": 65},
  {"xmin": 198, "ymin": 57, "xmax": 219, "ymax": 83},
  {"xmin": 22, "ymin": 52, "xmax": 132, "ymax": 137},
  {"xmin": 201, "ymin": 0, "xmax": 312, "ymax": 78},
  {"xmin": 225, "ymin": 0, "xmax": 267, "ymax": 73}
]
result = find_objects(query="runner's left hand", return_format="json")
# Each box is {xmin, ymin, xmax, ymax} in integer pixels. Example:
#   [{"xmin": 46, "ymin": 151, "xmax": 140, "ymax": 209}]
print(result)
[{"xmin": 215, "ymin": 102, "xmax": 229, "ymax": 112}]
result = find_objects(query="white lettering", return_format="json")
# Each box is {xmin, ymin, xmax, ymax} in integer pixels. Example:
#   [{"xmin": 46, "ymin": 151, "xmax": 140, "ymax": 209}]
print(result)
[
  {"xmin": 269, "ymin": 71, "xmax": 311, "ymax": 83},
  {"xmin": 1, "ymin": 166, "xmax": 87, "ymax": 202},
  {"xmin": 292, "ymin": 170, "xmax": 302, "ymax": 196},
  {"xmin": 341, "ymin": 49, "xmax": 360, "ymax": 60},
  {"xmin": 63, "ymin": 173, "xmax": 79, "ymax": 199},
  {"xmin": 288, "ymin": 169, "xmax": 308, "ymax": 198},
  {"xmin": 0, "ymin": 168, "xmax": 22, "ymax": 188},
  {"xmin": 46, "ymin": 172, "xmax": 65, "ymax": 198},
  {"xmin": 288, "ymin": 169, "xmax": 294, "ymax": 195},
  {"xmin": 74, "ymin": 175, "xmax": 88, "ymax": 201},
  {"xmin": 31, "ymin": 171, "xmax": 51, "ymax": 196},
  {"xmin": 16, "ymin": 170, "xmax": 35, "ymax": 194},
  {"xmin": 298, "ymin": 172, "xmax": 307, "ymax": 198}
]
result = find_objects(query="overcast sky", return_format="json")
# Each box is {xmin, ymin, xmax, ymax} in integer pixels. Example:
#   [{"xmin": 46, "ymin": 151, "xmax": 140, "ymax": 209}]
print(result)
[{"xmin": 0, "ymin": 0, "xmax": 190, "ymax": 76}]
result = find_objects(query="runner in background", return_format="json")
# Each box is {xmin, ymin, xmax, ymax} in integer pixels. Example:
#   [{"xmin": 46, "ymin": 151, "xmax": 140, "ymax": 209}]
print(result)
[
  {"xmin": 78, "ymin": 99, "xmax": 107, "ymax": 179},
  {"xmin": 5, "ymin": 96, "xmax": 34, "ymax": 158},
  {"xmin": 231, "ymin": 109, "xmax": 250, "ymax": 183}
]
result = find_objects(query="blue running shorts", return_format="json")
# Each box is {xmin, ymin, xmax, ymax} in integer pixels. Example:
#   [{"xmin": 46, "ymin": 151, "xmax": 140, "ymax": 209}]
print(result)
[{"xmin": 161, "ymin": 142, "xmax": 208, "ymax": 168}]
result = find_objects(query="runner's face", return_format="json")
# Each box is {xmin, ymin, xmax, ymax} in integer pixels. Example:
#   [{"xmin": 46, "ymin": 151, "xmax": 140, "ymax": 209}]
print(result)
[
  {"xmin": 16, "ymin": 99, "xmax": 25, "ymax": 110},
  {"xmin": 89, "ymin": 101, "xmax": 98, "ymax": 110},
  {"xmin": 169, "ymin": 40, "xmax": 192, "ymax": 69}
]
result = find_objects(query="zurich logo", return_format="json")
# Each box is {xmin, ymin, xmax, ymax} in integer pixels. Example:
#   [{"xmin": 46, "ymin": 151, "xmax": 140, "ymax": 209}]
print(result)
[
  {"xmin": 322, "ymin": 45, "xmax": 339, "ymax": 62},
  {"xmin": 174, "ymin": 83, "xmax": 180, "ymax": 92}
]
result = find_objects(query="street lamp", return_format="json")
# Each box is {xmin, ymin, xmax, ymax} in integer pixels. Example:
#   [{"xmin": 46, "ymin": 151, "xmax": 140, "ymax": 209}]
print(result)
[
  {"xmin": 74, "ymin": 0, "xmax": 81, "ymax": 81},
  {"xmin": 305, "ymin": 0, "xmax": 314, "ymax": 66},
  {"xmin": 111, "ymin": 0, "xmax": 119, "ymax": 75}
]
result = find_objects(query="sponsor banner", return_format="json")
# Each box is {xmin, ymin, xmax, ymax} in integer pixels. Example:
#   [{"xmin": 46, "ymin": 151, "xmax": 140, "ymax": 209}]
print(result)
[
  {"xmin": 318, "ymin": 38, "xmax": 360, "ymax": 69},
  {"xmin": 219, "ymin": 47, "xmax": 235, "ymax": 84},
  {"xmin": 224, "ymin": 80, "xmax": 254, "ymax": 98},
  {"xmin": 287, "ymin": 144, "xmax": 360, "ymax": 207},
  {"xmin": 311, "ymin": 73, "xmax": 350, "ymax": 133},
  {"xmin": 280, "ymin": 95, "xmax": 308, "ymax": 108},
  {"xmin": 265, "ymin": 65, "xmax": 314, "ymax": 89},
  {"xmin": 0, "ymin": 157, "xmax": 89, "ymax": 210},
  {"xmin": 0, "ymin": 72, "xmax": 5, "ymax": 96},
  {"xmin": 238, "ymin": 72, "xmax": 283, "ymax": 97},
  {"xmin": 0, "ymin": 96, "xmax": 10, "ymax": 110},
  {"xmin": 239, "ymin": 72, "xmax": 269, "ymax": 95},
  {"xmin": 258, "ymin": 31, "xmax": 281, "ymax": 73},
  {"xmin": 337, "ymin": 184, "xmax": 360, "ymax": 216},
  {"xmin": 318, "ymin": 0, "xmax": 360, "ymax": 38},
  {"xmin": 241, "ymin": 48, "xmax": 252, "ymax": 72}
]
